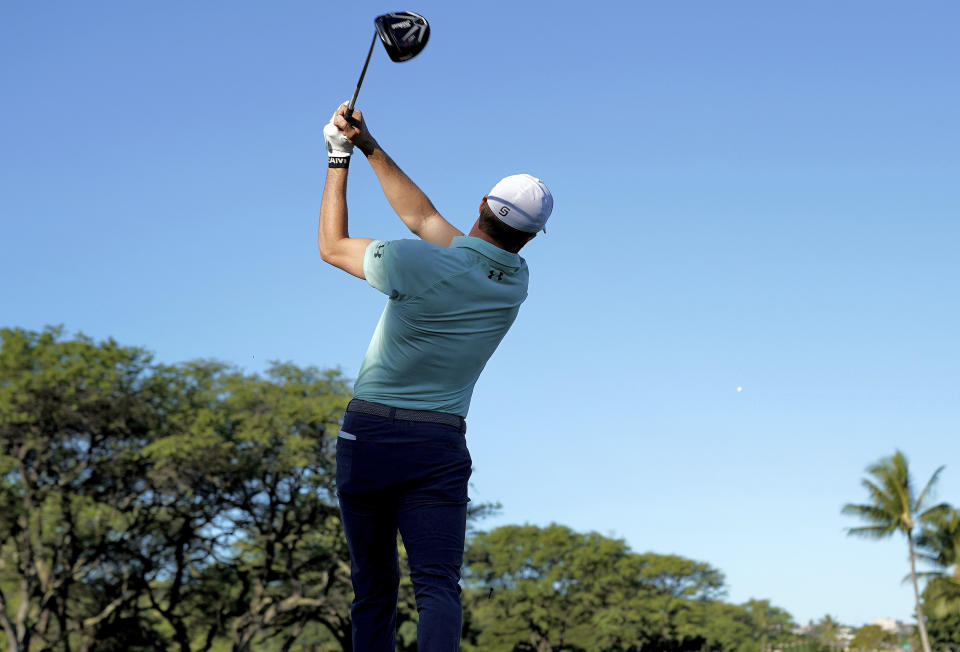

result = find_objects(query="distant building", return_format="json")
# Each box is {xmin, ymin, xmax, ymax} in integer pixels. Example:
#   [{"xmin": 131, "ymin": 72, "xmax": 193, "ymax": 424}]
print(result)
[
  {"xmin": 838, "ymin": 626, "xmax": 855, "ymax": 644},
  {"xmin": 872, "ymin": 617, "xmax": 913, "ymax": 635}
]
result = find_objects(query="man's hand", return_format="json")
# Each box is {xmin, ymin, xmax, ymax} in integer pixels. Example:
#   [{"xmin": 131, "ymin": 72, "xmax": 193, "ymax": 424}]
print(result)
[
  {"xmin": 334, "ymin": 105, "xmax": 378, "ymax": 156},
  {"xmin": 323, "ymin": 106, "xmax": 354, "ymax": 169}
]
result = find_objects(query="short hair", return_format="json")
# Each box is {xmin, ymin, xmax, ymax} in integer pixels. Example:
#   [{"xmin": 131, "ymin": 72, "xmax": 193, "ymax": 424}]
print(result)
[{"xmin": 478, "ymin": 203, "xmax": 533, "ymax": 253}]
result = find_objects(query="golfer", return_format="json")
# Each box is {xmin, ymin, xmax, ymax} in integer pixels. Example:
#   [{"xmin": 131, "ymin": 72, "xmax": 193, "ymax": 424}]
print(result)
[{"xmin": 317, "ymin": 103, "xmax": 552, "ymax": 651}]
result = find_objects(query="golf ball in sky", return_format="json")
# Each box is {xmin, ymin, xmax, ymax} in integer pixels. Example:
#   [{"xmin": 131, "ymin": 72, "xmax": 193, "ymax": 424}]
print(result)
[{"xmin": 737, "ymin": 386, "xmax": 743, "ymax": 392}]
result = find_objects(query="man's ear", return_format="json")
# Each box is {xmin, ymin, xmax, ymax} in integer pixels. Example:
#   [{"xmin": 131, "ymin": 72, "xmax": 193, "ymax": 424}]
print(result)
[{"xmin": 478, "ymin": 195, "xmax": 489, "ymax": 215}]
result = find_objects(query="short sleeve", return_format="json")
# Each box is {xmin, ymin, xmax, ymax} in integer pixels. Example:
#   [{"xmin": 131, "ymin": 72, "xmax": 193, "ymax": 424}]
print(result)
[
  {"xmin": 363, "ymin": 239, "xmax": 446, "ymax": 299},
  {"xmin": 363, "ymin": 240, "xmax": 392, "ymax": 295}
]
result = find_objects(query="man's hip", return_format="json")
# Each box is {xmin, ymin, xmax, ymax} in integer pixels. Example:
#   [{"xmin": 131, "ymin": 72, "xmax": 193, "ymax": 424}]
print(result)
[{"xmin": 336, "ymin": 401, "xmax": 471, "ymax": 502}]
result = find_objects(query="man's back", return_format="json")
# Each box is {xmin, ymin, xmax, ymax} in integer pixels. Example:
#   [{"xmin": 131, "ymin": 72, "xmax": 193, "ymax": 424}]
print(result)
[{"xmin": 355, "ymin": 235, "xmax": 529, "ymax": 417}]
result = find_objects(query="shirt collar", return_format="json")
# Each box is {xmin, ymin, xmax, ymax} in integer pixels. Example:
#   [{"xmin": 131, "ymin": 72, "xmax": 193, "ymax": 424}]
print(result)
[{"xmin": 451, "ymin": 236, "xmax": 522, "ymax": 269}]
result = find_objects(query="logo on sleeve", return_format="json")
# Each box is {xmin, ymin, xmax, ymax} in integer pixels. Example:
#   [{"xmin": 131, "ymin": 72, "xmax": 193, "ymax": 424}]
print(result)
[
  {"xmin": 373, "ymin": 243, "xmax": 386, "ymax": 259},
  {"xmin": 488, "ymin": 269, "xmax": 503, "ymax": 281}
]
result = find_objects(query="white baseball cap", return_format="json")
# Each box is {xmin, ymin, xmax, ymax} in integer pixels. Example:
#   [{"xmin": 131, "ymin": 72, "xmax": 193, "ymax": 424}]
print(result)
[{"xmin": 486, "ymin": 174, "xmax": 553, "ymax": 233}]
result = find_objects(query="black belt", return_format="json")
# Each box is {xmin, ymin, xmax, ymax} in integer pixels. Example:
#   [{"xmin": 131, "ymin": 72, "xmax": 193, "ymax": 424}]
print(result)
[{"xmin": 346, "ymin": 399, "xmax": 466, "ymax": 432}]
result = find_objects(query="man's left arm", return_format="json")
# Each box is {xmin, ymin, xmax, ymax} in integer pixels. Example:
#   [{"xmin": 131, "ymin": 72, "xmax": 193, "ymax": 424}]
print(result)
[
  {"xmin": 317, "ymin": 166, "xmax": 373, "ymax": 278},
  {"xmin": 334, "ymin": 105, "xmax": 463, "ymax": 247}
]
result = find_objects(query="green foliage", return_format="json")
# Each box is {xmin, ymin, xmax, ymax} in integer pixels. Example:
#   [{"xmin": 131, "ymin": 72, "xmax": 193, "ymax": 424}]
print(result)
[
  {"xmin": 0, "ymin": 327, "xmax": 355, "ymax": 651},
  {"xmin": 915, "ymin": 499, "xmax": 960, "ymax": 652},
  {"xmin": 461, "ymin": 524, "xmax": 794, "ymax": 652},
  {"xmin": 738, "ymin": 599, "xmax": 796, "ymax": 651},
  {"xmin": 841, "ymin": 451, "xmax": 948, "ymax": 541},
  {"xmin": 848, "ymin": 624, "xmax": 897, "ymax": 650},
  {"xmin": 809, "ymin": 614, "xmax": 850, "ymax": 652},
  {"xmin": 139, "ymin": 360, "xmax": 355, "ymax": 650},
  {"xmin": 921, "ymin": 609, "xmax": 960, "ymax": 649},
  {"xmin": 916, "ymin": 506, "xmax": 960, "ymax": 619},
  {"xmin": 463, "ymin": 524, "xmax": 638, "ymax": 650},
  {"xmin": 1, "ymin": 326, "xmax": 160, "ymax": 649}
]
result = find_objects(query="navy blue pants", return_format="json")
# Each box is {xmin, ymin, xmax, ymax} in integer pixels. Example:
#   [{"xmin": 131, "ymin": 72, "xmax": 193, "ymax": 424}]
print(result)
[{"xmin": 336, "ymin": 410, "xmax": 472, "ymax": 651}]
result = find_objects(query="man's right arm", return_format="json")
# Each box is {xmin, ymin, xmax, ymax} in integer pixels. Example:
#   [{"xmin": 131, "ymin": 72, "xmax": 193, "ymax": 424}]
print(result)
[{"xmin": 333, "ymin": 106, "xmax": 463, "ymax": 247}]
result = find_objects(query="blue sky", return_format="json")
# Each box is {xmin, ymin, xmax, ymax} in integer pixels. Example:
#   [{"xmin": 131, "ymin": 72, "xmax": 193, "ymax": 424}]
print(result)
[{"xmin": 2, "ymin": 0, "xmax": 958, "ymax": 628}]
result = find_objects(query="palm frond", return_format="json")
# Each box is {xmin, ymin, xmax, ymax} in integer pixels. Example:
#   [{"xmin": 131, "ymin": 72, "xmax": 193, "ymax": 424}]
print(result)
[
  {"xmin": 915, "ymin": 550, "xmax": 944, "ymax": 566},
  {"xmin": 918, "ymin": 501, "xmax": 952, "ymax": 523},
  {"xmin": 914, "ymin": 465, "xmax": 946, "ymax": 511},
  {"xmin": 860, "ymin": 478, "xmax": 886, "ymax": 503},
  {"xmin": 845, "ymin": 524, "xmax": 895, "ymax": 540},
  {"xmin": 863, "ymin": 453, "xmax": 910, "ymax": 512},
  {"xmin": 841, "ymin": 503, "xmax": 895, "ymax": 526},
  {"xmin": 917, "ymin": 505, "xmax": 960, "ymax": 569},
  {"xmin": 925, "ymin": 576, "xmax": 960, "ymax": 618}
]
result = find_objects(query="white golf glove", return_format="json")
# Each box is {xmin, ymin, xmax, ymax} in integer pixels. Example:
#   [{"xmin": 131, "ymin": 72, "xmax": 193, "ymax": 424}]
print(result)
[{"xmin": 323, "ymin": 105, "xmax": 354, "ymax": 168}]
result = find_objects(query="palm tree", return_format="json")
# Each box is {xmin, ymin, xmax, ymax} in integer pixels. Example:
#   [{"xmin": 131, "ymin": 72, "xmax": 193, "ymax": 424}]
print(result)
[
  {"xmin": 813, "ymin": 614, "xmax": 843, "ymax": 652},
  {"xmin": 841, "ymin": 450, "xmax": 950, "ymax": 652},
  {"xmin": 744, "ymin": 599, "xmax": 795, "ymax": 652},
  {"xmin": 916, "ymin": 506, "xmax": 960, "ymax": 617}
]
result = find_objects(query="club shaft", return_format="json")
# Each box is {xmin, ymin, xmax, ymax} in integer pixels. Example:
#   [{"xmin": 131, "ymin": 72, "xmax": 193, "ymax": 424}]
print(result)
[{"xmin": 347, "ymin": 32, "xmax": 378, "ymax": 114}]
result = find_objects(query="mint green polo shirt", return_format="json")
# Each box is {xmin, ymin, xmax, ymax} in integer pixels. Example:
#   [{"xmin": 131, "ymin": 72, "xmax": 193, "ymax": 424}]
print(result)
[{"xmin": 353, "ymin": 235, "xmax": 529, "ymax": 417}]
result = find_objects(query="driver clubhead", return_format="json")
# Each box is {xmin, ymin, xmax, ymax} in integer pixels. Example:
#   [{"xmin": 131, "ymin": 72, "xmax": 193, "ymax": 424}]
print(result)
[{"xmin": 374, "ymin": 11, "xmax": 430, "ymax": 62}]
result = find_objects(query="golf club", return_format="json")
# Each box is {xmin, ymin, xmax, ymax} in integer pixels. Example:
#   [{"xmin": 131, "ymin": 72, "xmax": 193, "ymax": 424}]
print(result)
[{"xmin": 344, "ymin": 11, "xmax": 430, "ymax": 125}]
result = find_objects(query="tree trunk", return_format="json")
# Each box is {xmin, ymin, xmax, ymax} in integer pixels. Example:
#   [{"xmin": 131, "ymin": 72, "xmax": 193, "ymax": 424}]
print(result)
[
  {"xmin": 2, "ymin": 623, "xmax": 20, "ymax": 652},
  {"xmin": 908, "ymin": 531, "xmax": 933, "ymax": 652},
  {"xmin": 279, "ymin": 621, "xmax": 305, "ymax": 652},
  {"xmin": 0, "ymin": 587, "xmax": 22, "ymax": 652}
]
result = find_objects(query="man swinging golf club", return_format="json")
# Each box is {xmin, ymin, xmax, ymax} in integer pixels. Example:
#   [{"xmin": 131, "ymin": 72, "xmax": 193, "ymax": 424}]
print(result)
[{"xmin": 318, "ymin": 102, "xmax": 552, "ymax": 651}]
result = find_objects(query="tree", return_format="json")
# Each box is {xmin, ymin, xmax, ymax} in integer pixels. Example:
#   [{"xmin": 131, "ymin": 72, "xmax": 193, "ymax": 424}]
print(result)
[
  {"xmin": 916, "ymin": 506, "xmax": 960, "ymax": 618},
  {"xmin": 0, "ymin": 327, "xmax": 358, "ymax": 650},
  {"xmin": 920, "ymin": 601, "xmax": 960, "ymax": 652},
  {"xmin": 918, "ymin": 510, "xmax": 960, "ymax": 652},
  {"xmin": 848, "ymin": 624, "xmax": 896, "ymax": 651},
  {"xmin": 740, "ymin": 599, "xmax": 796, "ymax": 652},
  {"xmin": 463, "ymin": 524, "xmax": 619, "ymax": 651},
  {"xmin": 461, "ymin": 523, "xmax": 737, "ymax": 651},
  {"xmin": 811, "ymin": 615, "xmax": 845, "ymax": 652},
  {"xmin": 138, "ymin": 360, "xmax": 355, "ymax": 651},
  {"xmin": 631, "ymin": 551, "xmax": 727, "ymax": 650},
  {"xmin": 0, "ymin": 327, "xmax": 161, "ymax": 650},
  {"xmin": 841, "ymin": 451, "xmax": 950, "ymax": 652}
]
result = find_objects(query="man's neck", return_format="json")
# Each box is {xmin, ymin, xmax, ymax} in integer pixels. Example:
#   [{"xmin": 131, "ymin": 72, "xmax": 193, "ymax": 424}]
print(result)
[{"xmin": 467, "ymin": 225, "xmax": 516, "ymax": 253}]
